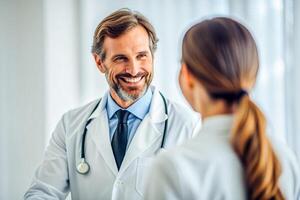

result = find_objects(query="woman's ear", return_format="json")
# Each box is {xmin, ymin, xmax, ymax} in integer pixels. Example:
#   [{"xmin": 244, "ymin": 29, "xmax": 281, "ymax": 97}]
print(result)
[
  {"xmin": 93, "ymin": 53, "xmax": 106, "ymax": 73},
  {"xmin": 181, "ymin": 63, "xmax": 195, "ymax": 89}
]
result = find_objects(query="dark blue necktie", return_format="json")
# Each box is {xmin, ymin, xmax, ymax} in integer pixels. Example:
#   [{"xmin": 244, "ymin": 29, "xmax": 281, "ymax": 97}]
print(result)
[{"xmin": 111, "ymin": 110, "xmax": 130, "ymax": 170}]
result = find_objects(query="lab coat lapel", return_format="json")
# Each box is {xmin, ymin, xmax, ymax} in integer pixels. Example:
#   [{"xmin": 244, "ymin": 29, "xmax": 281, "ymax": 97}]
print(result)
[
  {"xmin": 87, "ymin": 97, "xmax": 118, "ymax": 176},
  {"xmin": 119, "ymin": 88, "xmax": 168, "ymax": 174}
]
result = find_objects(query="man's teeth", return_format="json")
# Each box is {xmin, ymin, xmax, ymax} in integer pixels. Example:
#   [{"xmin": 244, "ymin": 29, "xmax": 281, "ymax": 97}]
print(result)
[{"xmin": 123, "ymin": 77, "xmax": 142, "ymax": 83}]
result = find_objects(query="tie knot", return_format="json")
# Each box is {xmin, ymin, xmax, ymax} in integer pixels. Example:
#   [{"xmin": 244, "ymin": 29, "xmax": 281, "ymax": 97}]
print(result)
[{"xmin": 116, "ymin": 110, "xmax": 130, "ymax": 124}]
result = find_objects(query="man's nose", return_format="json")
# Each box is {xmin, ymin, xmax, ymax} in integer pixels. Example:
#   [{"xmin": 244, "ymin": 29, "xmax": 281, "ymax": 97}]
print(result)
[{"xmin": 125, "ymin": 60, "xmax": 140, "ymax": 76}]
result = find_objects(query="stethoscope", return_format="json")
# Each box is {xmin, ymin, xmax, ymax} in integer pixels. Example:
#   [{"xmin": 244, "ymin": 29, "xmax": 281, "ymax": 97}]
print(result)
[{"xmin": 76, "ymin": 92, "xmax": 168, "ymax": 174}]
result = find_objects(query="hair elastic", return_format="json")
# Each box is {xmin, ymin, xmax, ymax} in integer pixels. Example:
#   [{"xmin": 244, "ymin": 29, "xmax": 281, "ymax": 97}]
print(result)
[{"xmin": 210, "ymin": 89, "xmax": 248, "ymax": 103}]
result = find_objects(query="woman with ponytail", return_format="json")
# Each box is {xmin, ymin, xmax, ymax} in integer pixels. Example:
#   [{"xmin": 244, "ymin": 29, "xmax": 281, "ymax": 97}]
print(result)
[{"xmin": 144, "ymin": 17, "xmax": 300, "ymax": 200}]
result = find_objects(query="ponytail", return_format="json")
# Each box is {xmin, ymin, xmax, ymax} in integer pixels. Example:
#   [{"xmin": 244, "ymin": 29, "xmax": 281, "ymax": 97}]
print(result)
[{"xmin": 231, "ymin": 95, "xmax": 284, "ymax": 200}]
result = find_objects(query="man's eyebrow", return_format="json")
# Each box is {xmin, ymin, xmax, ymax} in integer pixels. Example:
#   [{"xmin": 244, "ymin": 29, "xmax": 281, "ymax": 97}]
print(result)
[
  {"xmin": 137, "ymin": 51, "xmax": 149, "ymax": 55},
  {"xmin": 111, "ymin": 54, "xmax": 127, "ymax": 60}
]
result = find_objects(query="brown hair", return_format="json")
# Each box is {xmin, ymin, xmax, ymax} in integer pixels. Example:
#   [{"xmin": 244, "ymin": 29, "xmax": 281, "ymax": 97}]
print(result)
[
  {"xmin": 182, "ymin": 17, "xmax": 284, "ymax": 200},
  {"xmin": 91, "ymin": 8, "xmax": 158, "ymax": 60}
]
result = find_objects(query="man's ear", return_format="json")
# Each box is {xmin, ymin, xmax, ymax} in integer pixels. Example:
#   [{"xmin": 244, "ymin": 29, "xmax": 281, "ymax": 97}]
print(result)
[{"xmin": 93, "ymin": 53, "xmax": 106, "ymax": 73}]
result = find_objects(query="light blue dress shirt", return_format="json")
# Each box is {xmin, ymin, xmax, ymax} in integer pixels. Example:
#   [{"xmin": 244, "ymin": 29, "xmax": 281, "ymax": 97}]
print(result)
[{"xmin": 106, "ymin": 89, "xmax": 153, "ymax": 148}]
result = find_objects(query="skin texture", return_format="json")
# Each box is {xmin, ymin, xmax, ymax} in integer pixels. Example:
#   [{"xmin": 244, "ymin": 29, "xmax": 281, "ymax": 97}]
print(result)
[{"xmin": 93, "ymin": 25, "xmax": 153, "ymax": 108}]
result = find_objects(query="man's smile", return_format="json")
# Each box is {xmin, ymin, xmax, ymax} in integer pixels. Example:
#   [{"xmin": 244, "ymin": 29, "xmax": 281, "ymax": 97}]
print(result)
[{"xmin": 117, "ymin": 74, "xmax": 146, "ymax": 88}]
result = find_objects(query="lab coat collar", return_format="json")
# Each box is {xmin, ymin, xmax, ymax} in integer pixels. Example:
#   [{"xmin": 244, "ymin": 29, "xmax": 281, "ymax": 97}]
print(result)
[
  {"xmin": 87, "ymin": 91, "xmax": 109, "ymax": 120},
  {"xmin": 200, "ymin": 115, "xmax": 234, "ymax": 135},
  {"xmin": 148, "ymin": 86, "xmax": 168, "ymax": 123},
  {"xmin": 118, "ymin": 86, "xmax": 168, "ymax": 174},
  {"xmin": 86, "ymin": 91, "xmax": 119, "ymax": 175},
  {"xmin": 88, "ymin": 106, "xmax": 119, "ymax": 176}
]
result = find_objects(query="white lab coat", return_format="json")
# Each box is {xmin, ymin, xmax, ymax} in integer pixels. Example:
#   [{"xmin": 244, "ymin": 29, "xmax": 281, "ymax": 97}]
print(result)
[
  {"xmin": 24, "ymin": 86, "xmax": 200, "ymax": 200},
  {"xmin": 144, "ymin": 115, "xmax": 300, "ymax": 200}
]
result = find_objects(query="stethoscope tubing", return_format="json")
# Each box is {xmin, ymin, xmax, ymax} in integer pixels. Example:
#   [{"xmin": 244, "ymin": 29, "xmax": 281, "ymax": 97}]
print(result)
[{"xmin": 77, "ymin": 92, "xmax": 168, "ymax": 174}]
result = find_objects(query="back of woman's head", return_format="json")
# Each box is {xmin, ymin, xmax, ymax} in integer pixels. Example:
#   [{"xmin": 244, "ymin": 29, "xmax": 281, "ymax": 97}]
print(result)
[{"xmin": 182, "ymin": 17, "xmax": 284, "ymax": 200}]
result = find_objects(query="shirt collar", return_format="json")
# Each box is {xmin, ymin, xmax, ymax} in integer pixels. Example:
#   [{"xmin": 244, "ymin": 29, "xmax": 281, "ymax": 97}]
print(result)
[{"xmin": 106, "ymin": 88, "xmax": 153, "ymax": 120}]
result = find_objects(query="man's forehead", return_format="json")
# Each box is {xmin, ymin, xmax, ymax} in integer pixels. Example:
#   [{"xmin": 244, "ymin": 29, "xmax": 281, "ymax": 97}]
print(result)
[{"xmin": 103, "ymin": 26, "xmax": 151, "ymax": 56}]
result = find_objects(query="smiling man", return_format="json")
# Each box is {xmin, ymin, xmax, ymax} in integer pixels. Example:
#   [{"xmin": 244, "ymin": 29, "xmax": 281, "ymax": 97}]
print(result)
[
  {"xmin": 94, "ymin": 24, "xmax": 153, "ymax": 108},
  {"xmin": 25, "ymin": 9, "xmax": 199, "ymax": 200}
]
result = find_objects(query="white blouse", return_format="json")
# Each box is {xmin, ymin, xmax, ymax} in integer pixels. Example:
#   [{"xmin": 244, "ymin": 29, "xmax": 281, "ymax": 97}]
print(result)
[{"xmin": 144, "ymin": 115, "xmax": 300, "ymax": 200}]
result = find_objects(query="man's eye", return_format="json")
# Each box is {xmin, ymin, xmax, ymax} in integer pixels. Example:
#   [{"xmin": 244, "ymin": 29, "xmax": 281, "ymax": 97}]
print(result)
[
  {"xmin": 114, "ymin": 57, "xmax": 127, "ymax": 62},
  {"xmin": 137, "ymin": 54, "xmax": 147, "ymax": 59}
]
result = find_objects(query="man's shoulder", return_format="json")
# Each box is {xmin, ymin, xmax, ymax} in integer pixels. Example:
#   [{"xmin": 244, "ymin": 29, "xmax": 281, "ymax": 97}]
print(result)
[
  {"xmin": 166, "ymin": 99, "xmax": 200, "ymax": 128},
  {"xmin": 166, "ymin": 99, "xmax": 197, "ymax": 118},
  {"xmin": 62, "ymin": 98, "xmax": 101, "ymax": 122}
]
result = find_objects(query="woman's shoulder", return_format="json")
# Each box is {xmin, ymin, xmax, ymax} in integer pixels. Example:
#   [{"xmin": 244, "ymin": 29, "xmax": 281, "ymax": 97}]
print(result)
[
  {"xmin": 155, "ymin": 134, "xmax": 241, "ymax": 177},
  {"xmin": 148, "ymin": 137, "xmax": 246, "ymax": 199}
]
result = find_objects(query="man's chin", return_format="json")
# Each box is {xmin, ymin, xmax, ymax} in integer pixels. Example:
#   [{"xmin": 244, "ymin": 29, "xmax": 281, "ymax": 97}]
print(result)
[{"xmin": 118, "ymin": 86, "xmax": 148, "ymax": 102}]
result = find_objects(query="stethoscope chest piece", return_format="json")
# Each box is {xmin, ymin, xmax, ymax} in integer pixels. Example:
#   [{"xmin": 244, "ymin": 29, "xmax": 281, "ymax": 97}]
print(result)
[{"xmin": 77, "ymin": 159, "xmax": 90, "ymax": 174}]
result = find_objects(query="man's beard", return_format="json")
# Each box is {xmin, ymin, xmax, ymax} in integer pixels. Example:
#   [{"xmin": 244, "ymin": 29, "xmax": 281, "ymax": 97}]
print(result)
[{"xmin": 105, "ymin": 71, "xmax": 153, "ymax": 102}]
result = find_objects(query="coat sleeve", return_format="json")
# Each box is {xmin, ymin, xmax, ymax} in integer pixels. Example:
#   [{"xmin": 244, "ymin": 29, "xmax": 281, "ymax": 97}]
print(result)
[
  {"xmin": 143, "ymin": 153, "xmax": 184, "ymax": 200},
  {"xmin": 24, "ymin": 114, "xmax": 70, "ymax": 200}
]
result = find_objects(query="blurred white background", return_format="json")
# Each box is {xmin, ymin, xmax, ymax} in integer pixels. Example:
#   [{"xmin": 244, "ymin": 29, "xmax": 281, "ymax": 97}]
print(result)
[{"xmin": 1, "ymin": 0, "xmax": 300, "ymax": 199}]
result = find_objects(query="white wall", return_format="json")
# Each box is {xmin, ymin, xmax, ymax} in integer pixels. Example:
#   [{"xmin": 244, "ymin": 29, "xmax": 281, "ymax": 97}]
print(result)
[
  {"xmin": 284, "ymin": 0, "xmax": 300, "ymax": 159},
  {"xmin": 0, "ymin": 0, "xmax": 81, "ymax": 198},
  {"xmin": 0, "ymin": 0, "xmax": 45, "ymax": 199},
  {"xmin": 44, "ymin": 0, "xmax": 80, "ymax": 143}
]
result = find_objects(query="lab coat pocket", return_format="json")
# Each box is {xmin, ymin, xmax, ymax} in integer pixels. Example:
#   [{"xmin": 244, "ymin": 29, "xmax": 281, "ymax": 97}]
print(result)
[{"xmin": 136, "ymin": 156, "xmax": 155, "ymax": 197}]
